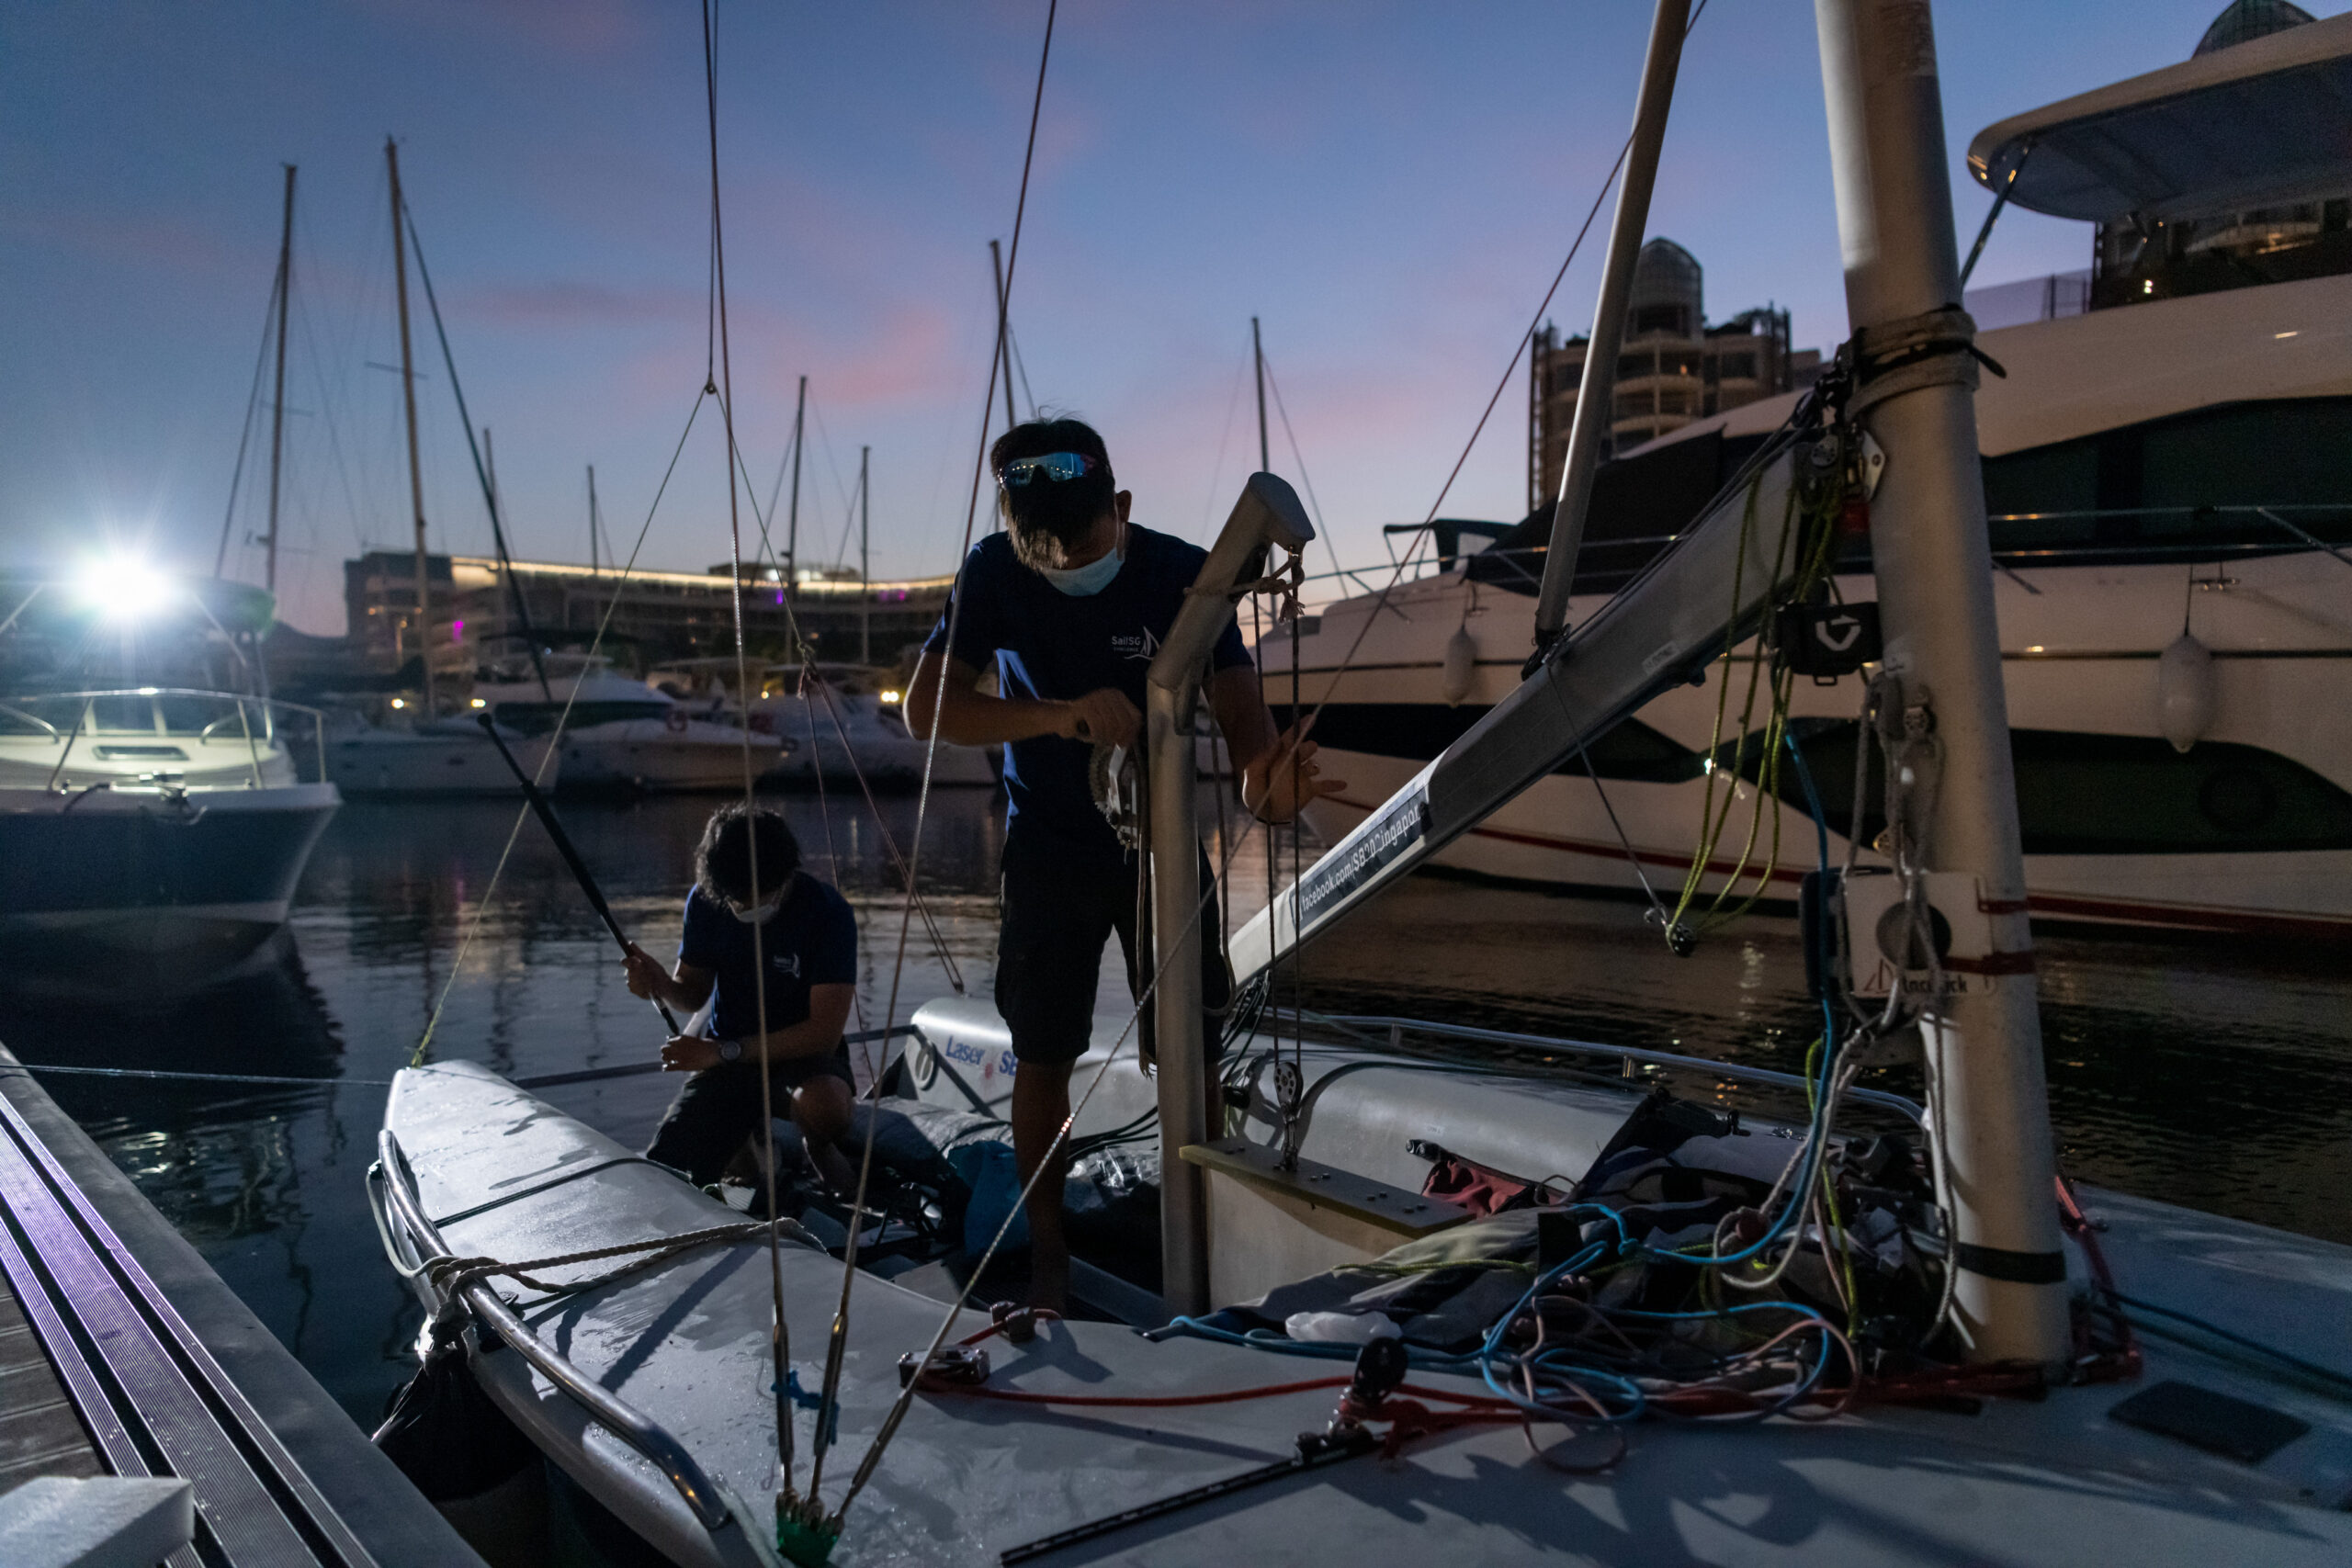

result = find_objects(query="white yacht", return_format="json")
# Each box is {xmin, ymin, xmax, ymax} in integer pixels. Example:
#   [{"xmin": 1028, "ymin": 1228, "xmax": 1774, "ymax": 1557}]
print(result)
[
  {"xmin": 648, "ymin": 659, "xmax": 1000, "ymax": 789},
  {"xmin": 1273, "ymin": 22, "xmax": 2352, "ymax": 942},
  {"xmin": 0, "ymin": 577, "xmax": 340, "ymax": 994},
  {"xmin": 470, "ymin": 655, "xmax": 784, "ymax": 794},
  {"xmin": 322, "ymin": 708, "xmax": 563, "ymax": 796}
]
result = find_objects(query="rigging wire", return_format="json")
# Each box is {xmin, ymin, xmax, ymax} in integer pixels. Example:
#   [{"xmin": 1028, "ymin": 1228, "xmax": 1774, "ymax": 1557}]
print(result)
[
  {"xmin": 831, "ymin": 0, "xmax": 1058, "ymax": 1523},
  {"xmin": 1256, "ymin": 352, "xmax": 1362, "ymax": 594},
  {"xmin": 408, "ymin": 387, "xmax": 710, "ymax": 1067},
  {"xmin": 696, "ymin": 0, "xmax": 807, "ymax": 1520},
  {"xmin": 213, "ymin": 266, "xmax": 282, "ymax": 577}
]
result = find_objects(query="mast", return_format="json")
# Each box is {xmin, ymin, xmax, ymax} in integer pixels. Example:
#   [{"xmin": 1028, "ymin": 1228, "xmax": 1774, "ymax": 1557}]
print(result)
[
  {"xmin": 485, "ymin": 427, "xmax": 507, "ymax": 647},
  {"xmin": 1815, "ymin": 0, "xmax": 2066, "ymax": 1365},
  {"xmin": 587, "ymin": 465, "xmax": 600, "ymax": 578},
  {"xmin": 388, "ymin": 137, "xmax": 434, "ymax": 716},
  {"xmin": 990, "ymin": 240, "xmax": 1018, "ymax": 436},
  {"xmin": 1531, "ymin": 0, "xmax": 1690, "ymax": 649},
  {"xmin": 786, "ymin": 374, "xmax": 806, "ymax": 609},
  {"xmin": 1251, "ymin": 316, "xmax": 1270, "ymax": 472},
  {"xmin": 264, "ymin": 164, "xmax": 295, "ymax": 596},
  {"xmin": 858, "ymin": 446, "xmax": 872, "ymax": 667}
]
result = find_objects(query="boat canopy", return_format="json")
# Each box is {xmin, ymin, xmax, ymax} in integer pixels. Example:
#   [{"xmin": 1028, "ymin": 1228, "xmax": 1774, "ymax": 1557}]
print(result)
[{"xmin": 1967, "ymin": 12, "xmax": 2352, "ymax": 221}]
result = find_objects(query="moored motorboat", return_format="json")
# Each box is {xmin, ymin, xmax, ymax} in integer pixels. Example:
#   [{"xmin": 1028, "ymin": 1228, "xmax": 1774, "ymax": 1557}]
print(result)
[
  {"xmin": 322, "ymin": 711, "xmax": 563, "ymax": 796},
  {"xmin": 472, "ymin": 656, "xmax": 786, "ymax": 794}
]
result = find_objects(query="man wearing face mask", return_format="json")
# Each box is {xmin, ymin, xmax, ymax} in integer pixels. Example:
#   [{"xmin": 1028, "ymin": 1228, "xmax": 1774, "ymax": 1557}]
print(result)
[
  {"xmin": 908, "ymin": 416, "xmax": 1341, "ymax": 1309},
  {"xmin": 624, "ymin": 803, "xmax": 858, "ymax": 1192}
]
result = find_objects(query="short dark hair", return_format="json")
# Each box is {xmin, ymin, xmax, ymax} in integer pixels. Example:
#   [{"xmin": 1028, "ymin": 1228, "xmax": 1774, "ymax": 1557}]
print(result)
[
  {"xmin": 990, "ymin": 416, "xmax": 1115, "ymax": 569},
  {"xmin": 695, "ymin": 803, "xmax": 801, "ymax": 905}
]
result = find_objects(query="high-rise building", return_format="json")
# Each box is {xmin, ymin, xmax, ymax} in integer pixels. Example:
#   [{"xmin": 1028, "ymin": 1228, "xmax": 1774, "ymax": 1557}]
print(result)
[{"xmin": 1527, "ymin": 238, "xmax": 1820, "ymax": 511}]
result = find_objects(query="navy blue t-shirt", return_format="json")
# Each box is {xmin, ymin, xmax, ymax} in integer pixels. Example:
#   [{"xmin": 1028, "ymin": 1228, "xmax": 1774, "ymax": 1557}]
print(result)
[
  {"xmin": 676, "ymin": 874, "xmax": 858, "ymax": 1041},
  {"xmin": 924, "ymin": 524, "xmax": 1252, "ymax": 852}
]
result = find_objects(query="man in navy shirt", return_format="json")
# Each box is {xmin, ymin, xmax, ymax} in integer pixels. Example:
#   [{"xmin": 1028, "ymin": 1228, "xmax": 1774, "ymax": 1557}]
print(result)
[
  {"xmin": 625, "ymin": 804, "xmax": 859, "ymax": 1191},
  {"xmin": 908, "ymin": 416, "xmax": 1340, "ymax": 1308}
]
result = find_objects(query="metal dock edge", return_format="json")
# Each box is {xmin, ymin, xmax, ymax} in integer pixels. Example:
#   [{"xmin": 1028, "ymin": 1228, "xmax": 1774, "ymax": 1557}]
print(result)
[{"xmin": 0, "ymin": 1043, "xmax": 483, "ymax": 1566}]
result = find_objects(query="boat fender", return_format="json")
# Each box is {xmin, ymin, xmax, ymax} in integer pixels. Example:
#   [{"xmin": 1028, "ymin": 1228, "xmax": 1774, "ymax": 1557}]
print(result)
[
  {"xmin": 1441, "ymin": 625, "xmax": 1478, "ymax": 707},
  {"xmin": 2156, "ymin": 632, "xmax": 2217, "ymax": 752},
  {"xmin": 371, "ymin": 1326, "xmax": 539, "ymax": 1504}
]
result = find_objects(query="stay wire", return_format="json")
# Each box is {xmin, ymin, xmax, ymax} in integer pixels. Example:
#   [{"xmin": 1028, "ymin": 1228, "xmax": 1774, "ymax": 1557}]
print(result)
[
  {"xmin": 407, "ymin": 386, "xmax": 707, "ymax": 1069},
  {"xmin": 831, "ymin": 0, "xmax": 1058, "ymax": 1521},
  {"xmin": 214, "ymin": 265, "xmax": 281, "ymax": 577},
  {"xmin": 711, "ymin": 419, "xmax": 969, "ymax": 995},
  {"xmin": 698, "ymin": 0, "xmax": 804, "ymax": 1510}
]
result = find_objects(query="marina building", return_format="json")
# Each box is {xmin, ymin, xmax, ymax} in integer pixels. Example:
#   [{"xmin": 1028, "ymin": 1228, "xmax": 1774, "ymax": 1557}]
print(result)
[
  {"xmin": 1527, "ymin": 238, "xmax": 1821, "ymax": 509},
  {"xmin": 340, "ymin": 551, "xmax": 954, "ymax": 676}
]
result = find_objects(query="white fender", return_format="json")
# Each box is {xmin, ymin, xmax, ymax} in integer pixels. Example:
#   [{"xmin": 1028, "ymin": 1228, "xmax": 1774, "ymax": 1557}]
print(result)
[
  {"xmin": 2156, "ymin": 632, "xmax": 2218, "ymax": 753},
  {"xmin": 1442, "ymin": 625, "xmax": 1478, "ymax": 707}
]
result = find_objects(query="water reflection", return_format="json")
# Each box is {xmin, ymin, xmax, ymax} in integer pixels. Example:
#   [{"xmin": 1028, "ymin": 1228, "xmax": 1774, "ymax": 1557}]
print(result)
[{"xmin": 2, "ymin": 784, "xmax": 2348, "ymax": 1431}]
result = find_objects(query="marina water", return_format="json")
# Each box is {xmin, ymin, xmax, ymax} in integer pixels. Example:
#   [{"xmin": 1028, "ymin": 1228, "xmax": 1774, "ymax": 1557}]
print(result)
[{"xmin": 4, "ymin": 788, "xmax": 2347, "ymax": 1429}]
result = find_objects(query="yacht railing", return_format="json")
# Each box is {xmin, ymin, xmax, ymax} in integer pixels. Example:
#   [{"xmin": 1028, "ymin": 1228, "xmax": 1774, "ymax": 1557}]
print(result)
[
  {"xmin": 1296, "ymin": 502, "xmax": 2352, "ymax": 608},
  {"xmin": 1302, "ymin": 1011, "xmax": 1928, "ymax": 1129},
  {"xmin": 0, "ymin": 688, "xmax": 328, "ymax": 790},
  {"xmin": 368, "ymin": 1128, "xmax": 740, "ymax": 1536}
]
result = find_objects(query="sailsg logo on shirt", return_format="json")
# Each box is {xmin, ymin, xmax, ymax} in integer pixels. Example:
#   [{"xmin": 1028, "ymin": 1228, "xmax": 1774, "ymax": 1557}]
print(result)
[
  {"xmin": 767, "ymin": 952, "xmax": 802, "ymax": 979},
  {"xmin": 1109, "ymin": 627, "xmax": 1159, "ymax": 662}
]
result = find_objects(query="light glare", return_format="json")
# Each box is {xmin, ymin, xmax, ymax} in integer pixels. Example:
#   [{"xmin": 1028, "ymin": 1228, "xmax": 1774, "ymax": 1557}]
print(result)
[{"xmin": 74, "ymin": 557, "xmax": 175, "ymax": 622}]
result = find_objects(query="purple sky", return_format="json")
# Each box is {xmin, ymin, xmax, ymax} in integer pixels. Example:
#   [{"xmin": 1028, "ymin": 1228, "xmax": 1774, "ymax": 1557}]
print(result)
[{"xmin": 3, "ymin": 1, "xmax": 2301, "ymax": 634}]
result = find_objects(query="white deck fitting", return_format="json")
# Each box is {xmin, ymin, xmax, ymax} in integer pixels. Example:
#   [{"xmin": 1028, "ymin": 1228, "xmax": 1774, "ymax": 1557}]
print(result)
[{"xmin": 386, "ymin": 1058, "xmax": 2352, "ymax": 1566}]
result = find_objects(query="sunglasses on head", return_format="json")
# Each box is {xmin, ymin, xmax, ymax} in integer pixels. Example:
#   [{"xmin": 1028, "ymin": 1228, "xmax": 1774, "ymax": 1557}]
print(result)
[{"xmin": 1000, "ymin": 451, "xmax": 1098, "ymax": 487}]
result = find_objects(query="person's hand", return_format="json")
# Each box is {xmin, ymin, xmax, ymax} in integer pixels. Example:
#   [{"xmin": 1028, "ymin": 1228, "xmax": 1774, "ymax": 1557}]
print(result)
[
  {"xmin": 1244, "ymin": 717, "xmax": 1347, "ymax": 823},
  {"xmin": 1057, "ymin": 687, "xmax": 1140, "ymax": 749},
  {"xmin": 661, "ymin": 1035, "xmax": 722, "ymax": 1073},
  {"xmin": 623, "ymin": 942, "xmax": 667, "ymax": 1002}
]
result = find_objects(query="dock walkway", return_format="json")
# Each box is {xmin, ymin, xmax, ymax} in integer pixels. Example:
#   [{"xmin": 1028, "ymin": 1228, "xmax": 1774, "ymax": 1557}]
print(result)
[{"xmin": 0, "ymin": 1043, "xmax": 481, "ymax": 1565}]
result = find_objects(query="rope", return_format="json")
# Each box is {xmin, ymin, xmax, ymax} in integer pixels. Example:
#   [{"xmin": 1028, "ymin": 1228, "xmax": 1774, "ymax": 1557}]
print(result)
[{"xmin": 424, "ymin": 1219, "xmax": 784, "ymax": 1302}]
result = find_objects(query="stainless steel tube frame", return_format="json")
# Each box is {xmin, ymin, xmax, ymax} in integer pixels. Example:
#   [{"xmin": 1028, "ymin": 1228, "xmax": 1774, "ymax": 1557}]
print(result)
[
  {"xmin": 1146, "ymin": 471, "xmax": 1314, "ymax": 1317},
  {"xmin": 369, "ymin": 1128, "xmax": 739, "ymax": 1533}
]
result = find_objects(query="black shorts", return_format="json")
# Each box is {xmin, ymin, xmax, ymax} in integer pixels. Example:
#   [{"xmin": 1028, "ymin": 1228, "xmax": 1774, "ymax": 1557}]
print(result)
[
  {"xmin": 643, "ymin": 1047, "xmax": 854, "ymax": 1187},
  {"xmin": 995, "ymin": 819, "xmax": 1232, "ymax": 1067}
]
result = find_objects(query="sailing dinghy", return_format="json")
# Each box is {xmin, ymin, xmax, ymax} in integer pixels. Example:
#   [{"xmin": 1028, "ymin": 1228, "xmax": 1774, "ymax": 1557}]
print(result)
[{"xmin": 373, "ymin": 1, "xmax": 2352, "ymax": 1562}]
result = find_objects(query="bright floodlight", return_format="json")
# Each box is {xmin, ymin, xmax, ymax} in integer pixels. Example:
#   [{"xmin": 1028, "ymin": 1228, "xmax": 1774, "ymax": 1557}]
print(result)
[{"xmin": 74, "ymin": 557, "xmax": 175, "ymax": 622}]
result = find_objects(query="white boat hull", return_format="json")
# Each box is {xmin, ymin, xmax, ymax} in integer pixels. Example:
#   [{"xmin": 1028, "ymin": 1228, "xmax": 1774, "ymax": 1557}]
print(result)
[
  {"xmin": 556, "ymin": 720, "xmax": 785, "ymax": 794},
  {"xmin": 0, "ymin": 782, "xmax": 339, "ymax": 992},
  {"xmin": 1279, "ymin": 547, "xmax": 2352, "ymax": 940},
  {"xmin": 323, "ymin": 731, "xmax": 563, "ymax": 795}
]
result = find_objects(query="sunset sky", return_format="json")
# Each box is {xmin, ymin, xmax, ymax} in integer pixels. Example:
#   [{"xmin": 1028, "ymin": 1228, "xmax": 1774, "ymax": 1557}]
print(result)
[{"xmin": 2, "ymin": 1, "xmax": 2297, "ymax": 633}]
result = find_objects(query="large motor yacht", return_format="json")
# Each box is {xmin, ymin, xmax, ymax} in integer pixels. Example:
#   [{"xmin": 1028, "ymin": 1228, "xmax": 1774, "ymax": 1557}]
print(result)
[{"xmin": 1274, "ymin": 15, "xmax": 2352, "ymax": 940}]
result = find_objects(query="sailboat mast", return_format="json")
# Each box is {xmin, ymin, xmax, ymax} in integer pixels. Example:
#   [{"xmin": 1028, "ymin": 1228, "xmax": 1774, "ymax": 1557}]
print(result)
[
  {"xmin": 264, "ymin": 164, "xmax": 295, "ymax": 596},
  {"xmin": 858, "ymin": 445, "xmax": 871, "ymax": 667},
  {"xmin": 1815, "ymin": 0, "xmax": 2065, "ymax": 1366},
  {"xmin": 387, "ymin": 137, "xmax": 434, "ymax": 717},
  {"xmin": 786, "ymin": 375, "xmax": 806, "ymax": 608},
  {"xmin": 990, "ymin": 239, "xmax": 1017, "ymax": 435},
  {"xmin": 587, "ymin": 465, "xmax": 599, "ymax": 578},
  {"xmin": 1252, "ymin": 317, "xmax": 1270, "ymax": 472}
]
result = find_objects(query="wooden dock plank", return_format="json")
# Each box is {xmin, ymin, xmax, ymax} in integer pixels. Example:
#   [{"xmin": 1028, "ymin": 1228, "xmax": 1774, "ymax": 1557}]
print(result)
[{"xmin": 0, "ymin": 1269, "xmax": 105, "ymax": 1488}]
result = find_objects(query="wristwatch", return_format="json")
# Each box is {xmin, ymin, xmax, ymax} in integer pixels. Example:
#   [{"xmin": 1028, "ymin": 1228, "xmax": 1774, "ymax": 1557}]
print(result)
[{"xmin": 716, "ymin": 1038, "xmax": 743, "ymax": 1064}]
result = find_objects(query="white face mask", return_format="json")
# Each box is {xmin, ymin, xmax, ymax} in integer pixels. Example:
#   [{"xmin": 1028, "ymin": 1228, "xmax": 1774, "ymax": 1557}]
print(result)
[
  {"xmin": 728, "ymin": 887, "xmax": 786, "ymax": 924},
  {"xmin": 1035, "ymin": 524, "xmax": 1125, "ymax": 597}
]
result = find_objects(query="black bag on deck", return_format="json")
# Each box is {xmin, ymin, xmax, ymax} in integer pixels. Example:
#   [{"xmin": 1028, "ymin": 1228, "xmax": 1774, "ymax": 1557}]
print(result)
[{"xmin": 373, "ymin": 1325, "xmax": 539, "ymax": 1502}]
